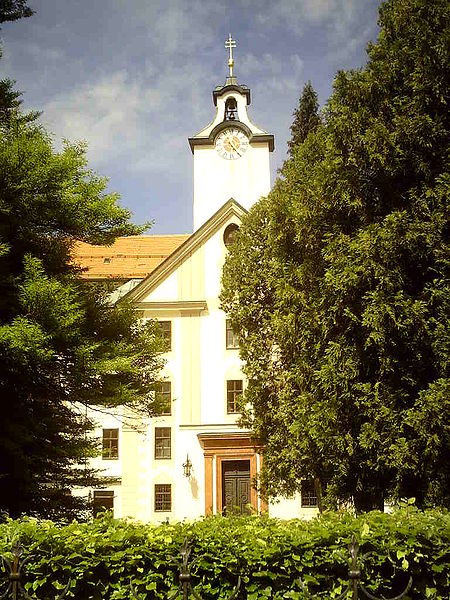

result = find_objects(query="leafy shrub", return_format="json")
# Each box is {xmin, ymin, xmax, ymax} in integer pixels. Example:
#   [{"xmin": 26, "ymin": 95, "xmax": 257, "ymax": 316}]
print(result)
[{"xmin": 0, "ymin": 508, "xmax": 448, "ymax": 599}]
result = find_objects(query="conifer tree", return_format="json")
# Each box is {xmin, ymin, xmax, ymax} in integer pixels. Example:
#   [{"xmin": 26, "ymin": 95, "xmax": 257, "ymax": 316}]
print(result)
[
  {"xmin": 222, "ymin": 0, "xmax": 450, "ymax": 511},
  {"xmin": 0, "ymin": 0, "xmax": 33, "ymax": 25},
  {"xmin": 287, "ymin": 81, "xmax": 321, "ymax": 155},
  {"xmin": 0, "ymin": 7, "xmax": 167, "ymax": 518},
  {"xmin": 0, "ymin": 117, "xmax": 168, "ymax": 519},
  {"xmin": 0, "ymin": 2, "xmax": 38, "ymax": 125}
]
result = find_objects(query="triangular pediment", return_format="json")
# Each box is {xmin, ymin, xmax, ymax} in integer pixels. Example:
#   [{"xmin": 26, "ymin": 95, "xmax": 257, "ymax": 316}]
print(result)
[{"xmin": 123, "ymin": 199, "xmax": 247, "ymax": 303}]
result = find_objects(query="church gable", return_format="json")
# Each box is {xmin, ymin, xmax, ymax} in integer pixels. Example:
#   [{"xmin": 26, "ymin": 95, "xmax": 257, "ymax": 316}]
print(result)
[{"xmin": 125, "ymin": 199, "xmax": 247, "ymax": 305}]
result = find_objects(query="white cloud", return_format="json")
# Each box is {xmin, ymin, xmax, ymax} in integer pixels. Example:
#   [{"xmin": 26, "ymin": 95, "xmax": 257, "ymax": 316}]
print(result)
[
  {"xmin": 326, "ymin": 21, "xmax": 374, "ymax": 65},
  {"xmin": 114, "ymin": 0, "xmax": 226, "ymax": 57},
  {"xmin": 256, "ymin": 0, "xmax": 337, "ymax": 31},
  {"xmin": 1, "ymin": 0, "xmax": 380, "ymax": 232},
  {"xmin": 43, "ymin": 72, "xmax": 142, "ymax": 161},
  {"xmin": 254, "ymin": 0, "xmax": 376, "ymax": 61},
  {"xmin": 41, "ymin": 55, "xmax": 218, "ymax": 178},
  {"xmin": 32, "ymin": 0, "xmax": 232, "ymax": 176},
  {"xmin": 255, "ymin": 0, "xmax": 362, "ymax": 31},
  {"xmin": 239, "ymin": 52, "xmax": 304, "ymax": 103}
]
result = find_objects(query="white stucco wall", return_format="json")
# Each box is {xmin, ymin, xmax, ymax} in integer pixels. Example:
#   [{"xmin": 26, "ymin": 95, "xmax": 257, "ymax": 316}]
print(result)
[
  {"xmin": 193, "ymin": 143, "xmax": 271, "ymax": 230},
  {"xmin": 269, "ymin": 494, "xmax": 318, "ymax": 521},
  {"xmin": 200, "ymin": 221, "xmax": 243, "ymax": 425},
  {"xmin": 73, "ymin": 407, "xmax": 124, "ymax": 516},
  {"xmin": 143, "ymin": 271, "xmax": 177, "ymax": 300},
  {"xmin": 192, "ymin": 87, "xmax": 271, "ymax": 230},
  {"xmin": 173, "ymin": 428, "xmax": 206, "ymax": 520}
]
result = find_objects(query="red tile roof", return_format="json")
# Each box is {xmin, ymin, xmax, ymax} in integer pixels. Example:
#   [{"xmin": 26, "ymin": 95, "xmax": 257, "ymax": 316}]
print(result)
[{"xmin": 72, "ymin": 234, "xmax": 190, "ymax": 280}]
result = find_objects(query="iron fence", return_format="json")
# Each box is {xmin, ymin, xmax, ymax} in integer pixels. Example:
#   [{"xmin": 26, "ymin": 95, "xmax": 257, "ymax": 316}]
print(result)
[
  {"xmin": 1, "ymin": 536, "xmax": 412, "ymax": 599},
  {"xmin": 0, "ymin": 543, "xmax": 70, "ymax": 600}
]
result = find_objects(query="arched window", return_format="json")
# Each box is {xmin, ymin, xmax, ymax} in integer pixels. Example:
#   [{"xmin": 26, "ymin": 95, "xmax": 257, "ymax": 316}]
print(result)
[
  {"xmin": 224, "ymin": 97, "xmax": 238, "ymax": 121},
  {"xmin": 223, "ymin": 223, "xmax": 240, "ymax": 247}
]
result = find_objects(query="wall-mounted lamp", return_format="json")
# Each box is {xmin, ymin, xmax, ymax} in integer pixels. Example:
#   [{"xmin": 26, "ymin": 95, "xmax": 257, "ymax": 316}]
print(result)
[{"xmin": 182, "ymin": 454, "xmax": 192, "ymax": 478}]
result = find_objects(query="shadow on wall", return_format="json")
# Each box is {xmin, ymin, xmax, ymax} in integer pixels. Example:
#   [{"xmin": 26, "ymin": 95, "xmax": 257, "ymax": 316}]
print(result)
[{"xmin": 189, "ymin": 475, "xmax": 199, "ymax": 499}]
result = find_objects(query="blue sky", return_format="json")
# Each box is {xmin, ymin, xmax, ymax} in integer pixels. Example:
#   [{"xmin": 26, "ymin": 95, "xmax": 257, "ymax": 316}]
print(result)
[{"xmin": 1, "ymin": 0, "xmax": 381, "ymax": 234}]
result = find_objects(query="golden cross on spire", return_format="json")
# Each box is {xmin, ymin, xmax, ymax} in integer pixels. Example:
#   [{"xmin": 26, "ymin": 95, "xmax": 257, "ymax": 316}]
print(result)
[{"xmin": 225, "ymin": 33, "xmax": 236, "ymax": 78}]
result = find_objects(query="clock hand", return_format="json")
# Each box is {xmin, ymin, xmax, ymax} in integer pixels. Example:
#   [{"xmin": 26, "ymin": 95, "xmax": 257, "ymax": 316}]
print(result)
[{"xmin": 229, "ymin": 138, "xmax": 240, "ymax": 152}]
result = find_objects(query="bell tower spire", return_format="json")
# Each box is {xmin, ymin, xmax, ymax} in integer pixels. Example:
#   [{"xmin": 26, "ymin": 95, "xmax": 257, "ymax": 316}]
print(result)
[
  {"xmin": 225, "ymin": 34, "xmax": 237, "ymax": 78},
  {"xmin": 188, "ymin": 37, "xmax": 275, "ymax": 230}
]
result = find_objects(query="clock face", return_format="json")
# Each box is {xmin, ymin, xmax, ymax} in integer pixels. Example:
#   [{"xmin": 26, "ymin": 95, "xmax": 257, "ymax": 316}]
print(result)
[{"xmin": 215, "ymin": 128, "xmax": 249, "ymax": 160}]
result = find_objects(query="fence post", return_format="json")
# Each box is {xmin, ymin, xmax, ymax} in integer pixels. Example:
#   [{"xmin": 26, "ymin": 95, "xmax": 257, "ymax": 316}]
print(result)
[
  {"xmin": 177, "ymin": 539, "xmax": 198, "ymax": 600},
  {"xmin": 171, "ymin": 539, "xmax": 240, "ymax": 600},
  {"xmin": 297, "ymin": 535, "xmax": 412, "ymax": 600},
  {"xmin": 0, "ymin": 543, "xmax": 70, "ymax": 600},
  {"xmin": 339, "ymin": 535, "xmax": 412, "ymax": 600},
  {"xmin": 349, "ymin": 536, "xmax": 361, "ymax": 600}
]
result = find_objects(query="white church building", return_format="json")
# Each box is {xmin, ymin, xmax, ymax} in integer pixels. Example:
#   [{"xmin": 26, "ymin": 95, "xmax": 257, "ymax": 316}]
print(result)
[{"xmin": 73, "ymin": 38, "xmax": 318, "ymax": 522}]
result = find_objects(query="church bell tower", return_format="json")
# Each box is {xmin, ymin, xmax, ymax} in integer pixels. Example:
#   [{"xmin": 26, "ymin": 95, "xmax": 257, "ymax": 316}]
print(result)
[{"xmin": 189, "ymin": 35, "xmax": 275, "ymax": 230}]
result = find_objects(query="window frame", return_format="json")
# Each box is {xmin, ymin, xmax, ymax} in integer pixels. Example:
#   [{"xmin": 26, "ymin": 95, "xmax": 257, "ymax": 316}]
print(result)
[
  {"xmin": 155, "ymin": 381, "xmax": 172, "ymax": 416},
  {"xmin": 223, "ymin": 223, "xmax": 239, "ymax": 247},
  {"xmin": 102, "ymin": 428, "xmax": 119, "ymax": 460},
  {"xmin": 93, "ymin": 490, "xmax": 114, "ymax": 516},
  {"xmin": 226, "ymin": 379, "xmax": 243, "ymax": 414},
  {"xmin": 154, "ymin": 427, "xmax": 171, "ymax": 459},
  {"xmin": 158, "ymin": 321, "xmax": 172, "ymax": 352},
  {"xmin": 226, "ymin": 319, "xmax": 239, "ymax": 349},
  {"xmin": 301, "ymin": 480, "xmax": 318, "ymax": 508},
  {"xmin": 154, "ymin": 484, "xmax": 172, "ymax": 512}
]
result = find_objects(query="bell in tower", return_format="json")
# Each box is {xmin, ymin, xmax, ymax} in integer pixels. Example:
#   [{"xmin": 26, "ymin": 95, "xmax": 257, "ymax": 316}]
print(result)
[{"xmin": 225, "ymin": 98, "xmax": 238, "ymax": 121}]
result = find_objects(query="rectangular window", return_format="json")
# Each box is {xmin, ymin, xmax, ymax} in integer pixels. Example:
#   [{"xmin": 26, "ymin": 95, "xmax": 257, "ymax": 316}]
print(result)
[
  {"xmin": 226, "ymin": 380, "xmax": 243, "ymax": 414},
  {"xmin": 155, "ymin": 427, "xmax": 171, "ymax": 459},
  {"xmin": 102, "ymin": 428, "xmax": 119, "ymax": 460},
  {"xmin": 158, "ymin": 321, "xmax": 172, "ymax": 351},
  {"xmin": 154, "ymin": 484, "xmax": 171, "ymax": 512},
  {"xmin": 155, "ymin": 381, "xmax": 171, "ymax": 415},
  {"xmin": 301, "ymin": 480, "xmax": 318, "ymax": 507},
  {"xmin": 93, "ymin": 490, "xmax": 114, "ymax": 516},
  {"xmin": 226, "ymin": 319, "xmax": 239, "ymax": 349}
]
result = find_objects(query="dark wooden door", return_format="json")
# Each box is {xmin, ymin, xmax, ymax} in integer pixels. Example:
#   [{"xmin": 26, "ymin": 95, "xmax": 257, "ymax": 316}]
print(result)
[{"xmin": 222, "ymin": 460, "xmax": 251, "ymax": 514}]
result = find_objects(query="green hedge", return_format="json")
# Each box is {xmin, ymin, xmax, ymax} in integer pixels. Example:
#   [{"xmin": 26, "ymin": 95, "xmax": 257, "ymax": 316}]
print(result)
[{"xmin": 0, "ymin": 508, "xmax": 449, "ymax": 599}]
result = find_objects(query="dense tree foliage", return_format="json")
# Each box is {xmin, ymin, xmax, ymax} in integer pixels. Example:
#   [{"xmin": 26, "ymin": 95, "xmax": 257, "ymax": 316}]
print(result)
[
  {"xmin": 0, "ymin": 8, "xmax": 166, "ymax": 517},
  {"xmin": 0, "ymin": 116, "xmax": 169, "ymax": 515},
  {"xmin": 0, "ymin": 78, "xmax": 39, "ymax": 125},
  {"xmin": 0, "ymin": 0, "xmax": 33, "ymax": 25},
  {"xmin": 221, "ymin": 0, "xmax": 450, "ymax": 511},
  {"xmin": 0, "ymin": 4, "xmax": 168, "ymax": 519},
  {"xmin": 287, "ymin": 80, "xmax": 321, "ymax": 155},
  {"xmin": 0, "ymin": 1, "xmax": 38, "ymax": 125},
  {"xmin": 0, "ymin": 116, "xmax": 167, "ymax": 519}
]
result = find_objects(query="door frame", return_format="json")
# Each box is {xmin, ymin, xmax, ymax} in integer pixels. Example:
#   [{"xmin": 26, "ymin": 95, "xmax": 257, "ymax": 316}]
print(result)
[
  {"xmin": 217, "ymin": 453, "xmax": 256, "ymax": 514},
  {"xmin": 198, "ymin": 432, "xmax": 266, "ymax": 515}
]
